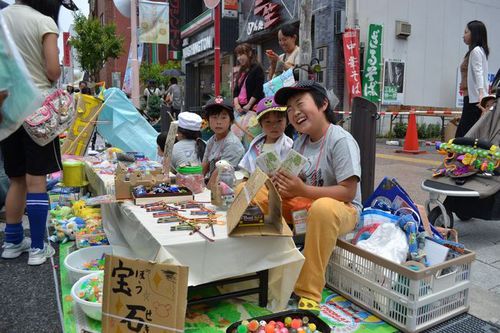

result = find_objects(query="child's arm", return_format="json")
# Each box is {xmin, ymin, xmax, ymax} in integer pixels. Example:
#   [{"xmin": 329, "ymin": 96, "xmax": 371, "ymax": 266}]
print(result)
[{"xmin": 274, "ymin": 171, "xmax": 358, "ymax": 203}]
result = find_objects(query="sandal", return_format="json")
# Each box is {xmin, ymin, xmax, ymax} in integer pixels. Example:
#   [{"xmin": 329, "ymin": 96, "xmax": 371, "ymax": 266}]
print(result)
[{"xmin": 298, "ymin": 297, "xmax": 320, "ymax": 314}]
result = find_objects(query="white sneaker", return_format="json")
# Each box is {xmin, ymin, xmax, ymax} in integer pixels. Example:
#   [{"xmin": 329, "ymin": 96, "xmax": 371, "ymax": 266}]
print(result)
[
  {"xmin": 28, "ymin": 243, "xmax": 55, "ymax": 266},
  {"xmin": 1, "ymin": 237, "xmax": 31, "ymax": 259}
]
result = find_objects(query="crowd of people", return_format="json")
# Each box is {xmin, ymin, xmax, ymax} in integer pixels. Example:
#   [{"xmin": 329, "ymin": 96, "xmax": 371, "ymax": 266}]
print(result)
[{"xmin": 0, "ymin": 0, "xmax": 497, "ymax": 320}]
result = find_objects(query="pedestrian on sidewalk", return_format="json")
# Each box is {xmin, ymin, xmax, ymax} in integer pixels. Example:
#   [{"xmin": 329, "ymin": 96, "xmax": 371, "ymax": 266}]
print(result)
[
  {"xmin": 164, "ymin": 77, "xmax": 182, "ymax": 120},
  {"xmin": 456, "ymin": 20, "xmax": 489, "ymax": 137},
  {"xmin": 0, "ymin": 0, "xmax": 65, "ymax": 265}
]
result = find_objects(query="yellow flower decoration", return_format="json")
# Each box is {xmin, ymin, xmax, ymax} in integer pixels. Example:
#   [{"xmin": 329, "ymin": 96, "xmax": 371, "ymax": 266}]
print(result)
[{"xmin": 462, "ymin": 153, "xmax": 476, "ymax": 166}]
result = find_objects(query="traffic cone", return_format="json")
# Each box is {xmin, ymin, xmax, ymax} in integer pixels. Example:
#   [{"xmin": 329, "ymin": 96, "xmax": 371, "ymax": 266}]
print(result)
[{"xmin": 396, "ymin": 113, "xmax": 426, "ymax": 154}]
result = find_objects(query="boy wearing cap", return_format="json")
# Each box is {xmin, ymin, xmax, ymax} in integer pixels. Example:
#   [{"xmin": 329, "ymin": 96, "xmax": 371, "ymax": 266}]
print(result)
[
  {"xmin": 171, "ymin": 112, "xmax": 205, "ymax": 170},
  {"xmin": 258, "ymin": 81, "xmax": 362, "ymax": 313},
  {"xmin": 239, "ymin": 96, "xmax": 293, "ymax": 178},
  {"xmin": 202, "ymin": 96, "xmax": 245, "ymax": 179}
]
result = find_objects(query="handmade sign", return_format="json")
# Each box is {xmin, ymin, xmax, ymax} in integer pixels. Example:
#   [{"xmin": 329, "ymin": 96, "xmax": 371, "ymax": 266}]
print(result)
[
  {"xmin": 227, "ymin": 168, "xmax": 293, "ymax": 237},
  {"xmin": 61, "ymin": 93, "xmax": 104, "ymax": 156},
  {"xmin": 102, "ymin": 254, "xmax": 188, "ymax": 333}
]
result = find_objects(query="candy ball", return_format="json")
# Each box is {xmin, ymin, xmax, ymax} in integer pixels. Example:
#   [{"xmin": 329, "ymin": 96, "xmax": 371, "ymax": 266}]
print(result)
[
  {"xmin": 237, "ymin": 324, "xmax": 248, "ymax": 333},
  {"xmin": 308, "ymin": 323, "xmax": 317, "ymax": 332},
  {"xmin": 280, "ymin": 328, "xmax": 289, "ymax": 333},
  {"xmin": 276, "ymin": 321, "xmax": 285, "ymax": 329},
  {"xmin": 302, "ymin": 316, "xmax": 309, "ymax": 324},
  {"xmin": 248, "ymin": 320, "xmax": 260, "ymax": 331},
  {"xmin": 284, "ymin": 317, "xmax": 292, "ymax": 326},
  {"xmin": 260, "ymin": 320, "xmax": 267, "ymax": 327},
  {"xmin": 265, "ymin": 323, "xmax": 275, "ymax": 333},
  {"xmin": 291, "ymin": 319, "xmax": 302, "ymax": 329}
]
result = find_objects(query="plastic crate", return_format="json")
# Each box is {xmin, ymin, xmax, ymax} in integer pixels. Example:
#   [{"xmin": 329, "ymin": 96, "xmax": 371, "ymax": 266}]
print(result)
[
  {"xmin": 226, "ymin": 310, "xmax": 331, "ymax": 333},
  {"xmin": 326, "ymin": 239, "xmax": 475, "ymax": 333}
]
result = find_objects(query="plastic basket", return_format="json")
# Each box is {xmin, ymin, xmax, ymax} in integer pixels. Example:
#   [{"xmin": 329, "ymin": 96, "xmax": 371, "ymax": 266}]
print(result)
[
  {"xmin": 226, "ymin": 310, "xmax": 331, "ymax": 333},
  {"xmin": 326, "ymin": 239, "xmax": 475, "ymax": 333}
]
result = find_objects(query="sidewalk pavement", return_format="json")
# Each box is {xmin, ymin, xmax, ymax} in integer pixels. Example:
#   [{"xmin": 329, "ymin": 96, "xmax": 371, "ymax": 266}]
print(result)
[{"xmin": 374, "ymin": 143, "xmax": 500, "ymax": 325}]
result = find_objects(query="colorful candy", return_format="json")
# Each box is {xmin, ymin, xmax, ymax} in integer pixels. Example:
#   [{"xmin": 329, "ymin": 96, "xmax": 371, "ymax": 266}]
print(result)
[
  {"xmin": 78, "ymin": 274, "xmax": 103, "ymax": 303},
  {"xmin": 232, "ymin": 316, "xmax": 320, "ymax": 333},
  {"xmin": 81, "ymin": 254, "xmax": 106, "ymax": 271}
]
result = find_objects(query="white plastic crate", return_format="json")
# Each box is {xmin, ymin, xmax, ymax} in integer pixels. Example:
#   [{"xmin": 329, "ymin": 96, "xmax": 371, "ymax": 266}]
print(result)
[{"xmin": 326, "ymin": 239, "xmax": 475, "ymax": 333}]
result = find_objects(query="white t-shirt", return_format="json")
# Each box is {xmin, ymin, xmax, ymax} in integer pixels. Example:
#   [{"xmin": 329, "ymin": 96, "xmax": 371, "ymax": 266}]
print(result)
[
  {"xmin": 2, "ymin": 4, "xmax": 59, "ymax": 91},
  {"xmin": 202, "ymin": 131, "xmax": 244, "ymax": 178},
  {"xmin": 294, "ymin": 124, "xmax": 362, "ymax": 212},
  {"xmin": 171, "ymin": 139, "xmax": 201, "ymax": 170}
]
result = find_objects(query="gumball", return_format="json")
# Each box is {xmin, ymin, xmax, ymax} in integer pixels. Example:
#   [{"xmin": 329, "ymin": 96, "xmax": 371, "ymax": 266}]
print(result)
[
  {"xmin": 302, "ymin": 316, "xmax": 309, "ymax": 324},
  {"xmin": 280, "ymin": 328, "xmax": 289, "ymax": 333},
  {"xmin": 248, "ymin": 320, "xmax": 260, "ymax": 331},
  {"xmin": 237, "ymin": 324, "xmax": 248, "ymax": 333},
  {"xmin": 284, "ymin": 317, "xmax": 292, "ymax": 327},
  {"xmin": 276, "ymin": 321, "xmax": 285, "ymax": 329},
  {"xmin": 291, "ymin": 319, "xmax": 302, "ymax": 329},
  {"xmin": 308, "ymin": 323, "xmax": 317, "ymax": 332},
  {"xmin": 260, "ymin": 320, "xmax": 267, "ymax": 327},
  {"xmin": 297, "ymin": 328, "xmax": 305, "ymax": 333},
  {"xmin": 265, "ymin": 323, "xmax": 275, "ymax": 333},
  {"xmin": 289, "ymin": 329, "xmax": 297, "ymax": 333}
]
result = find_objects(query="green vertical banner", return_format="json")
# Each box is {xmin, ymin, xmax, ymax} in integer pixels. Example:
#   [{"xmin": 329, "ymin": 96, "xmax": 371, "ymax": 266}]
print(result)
[{"xmin": 362, "ymin": 24, "xmax": 383, "ymax": 103}]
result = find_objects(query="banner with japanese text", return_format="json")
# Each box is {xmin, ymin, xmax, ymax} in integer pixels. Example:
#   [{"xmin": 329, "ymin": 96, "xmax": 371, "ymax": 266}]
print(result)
[
  {"xmin": 361, "ymin": 24, "xmax": 383, "ymax": 103},
  {"xmin": 138, "ymin": 0, "xmax": 169, "ymax": 44},
  {"xmin": 343, "ymin": 28, "xmax": 362, "ymax": 103},
  {"xmin": 63, "ymin": 32, "xmax": 71, "ymax": 67}
]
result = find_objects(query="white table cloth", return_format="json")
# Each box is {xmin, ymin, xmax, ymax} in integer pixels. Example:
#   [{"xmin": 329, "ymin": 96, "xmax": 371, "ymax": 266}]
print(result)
[{"xmin": 85, "ymin": 164, "xmax": 304, "ymax": 310}]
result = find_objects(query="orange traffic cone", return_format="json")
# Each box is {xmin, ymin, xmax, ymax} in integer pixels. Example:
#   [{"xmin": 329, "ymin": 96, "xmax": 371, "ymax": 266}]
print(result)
[{"xmin": 396, "ymin": 113, "xmax": 426, "ymax": 154}]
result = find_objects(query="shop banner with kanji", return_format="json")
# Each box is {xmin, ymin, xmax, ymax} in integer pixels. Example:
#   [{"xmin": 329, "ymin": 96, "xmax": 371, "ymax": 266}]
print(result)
[
  {"xmin": 362, "ymin": 24, "xmax": 383, "ymax": 103},
  {"xmin": 102, "ymin": 255, "xmax": 188, "ymax": 333},
  {"xmin": 343, "ymin": 28, "xmax": 361, "ymax": 102},
  {"xmin": 138, "ymin": 0, "xmax": 169, "ymax": 44}
]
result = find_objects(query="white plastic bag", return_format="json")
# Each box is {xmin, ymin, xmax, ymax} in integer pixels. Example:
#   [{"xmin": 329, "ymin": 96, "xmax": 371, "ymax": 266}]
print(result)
[{"xmin": 357, "ymin": 223, "xmax": 408, "ymax": 264}]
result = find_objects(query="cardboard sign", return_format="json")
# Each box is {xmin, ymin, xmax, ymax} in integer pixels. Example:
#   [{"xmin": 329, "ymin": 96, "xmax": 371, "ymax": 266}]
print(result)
[
  {"xmin": 162, "ymin": 121, "xmax": 178, "ymax": 176},
  {"xmin": 102, "ymin": 254, "xmax": 188, "ymax": 333},
  {"xmin": 61, "ymin": 93, "xmax": 103, "ymax": 156},
  {"xmin": 227, "ymin": 168, "xmax": 293, "ymax": 237}
]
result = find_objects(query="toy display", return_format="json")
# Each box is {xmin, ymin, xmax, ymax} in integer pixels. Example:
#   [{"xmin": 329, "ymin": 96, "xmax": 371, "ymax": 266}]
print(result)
[{"xmin": 78, "ymin": 274, "xmax": 104, "ymax": 303}]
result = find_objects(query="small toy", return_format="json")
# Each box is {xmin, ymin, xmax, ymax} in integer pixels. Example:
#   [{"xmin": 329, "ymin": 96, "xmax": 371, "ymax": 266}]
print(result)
[
  {"xmin": 78, "ymin": 274, "xmax": 104, "ymax": 303},
  {"xmin": 239, "ymin": 205, "xmax": 265, "ymax": 227}
]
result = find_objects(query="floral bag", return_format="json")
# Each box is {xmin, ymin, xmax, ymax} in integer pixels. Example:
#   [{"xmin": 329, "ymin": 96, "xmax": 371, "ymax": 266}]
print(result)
[{"xmin": 23, "ymin": 88, "xmax": 75, "ymax": 146}]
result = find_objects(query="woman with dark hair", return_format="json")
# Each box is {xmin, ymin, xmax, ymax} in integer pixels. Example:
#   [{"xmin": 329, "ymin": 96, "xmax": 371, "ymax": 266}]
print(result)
[
  {"xmin": 233, "ymin": 43, "xmax": 265, "ymax": 113},
  {"xmin": 266, "ymin": 24, "xmax": 301, "ymax": 79},
  {"xmin": 456, "ymin": 20, "xmax": 489, "ymax": 137},
  {"xmin": 0, "ymin": 0, "xmax": 63, "ymax": 265}
]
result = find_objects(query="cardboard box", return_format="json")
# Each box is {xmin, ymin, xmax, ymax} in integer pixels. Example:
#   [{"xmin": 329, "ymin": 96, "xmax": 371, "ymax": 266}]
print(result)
[
  {"xmin": 114, "ymin": 163, "xmax": 165, "ymax": 200},
  {"xmin": 227, "ymin": 168, "xmax": 293, "ymax": 237},
  {"xmin": 102, "ymin": 255, "xmax": 188, "ymax": 333}
]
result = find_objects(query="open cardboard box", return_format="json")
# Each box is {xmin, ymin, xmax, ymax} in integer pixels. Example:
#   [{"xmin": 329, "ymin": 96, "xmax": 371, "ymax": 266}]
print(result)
[
  {"xmin": 226, "ymin": 168, "xmax": 293, "ymax": 237},
  {"xmin": 114, "ymin": 162, "xmax": 165, "ymax": 200}
]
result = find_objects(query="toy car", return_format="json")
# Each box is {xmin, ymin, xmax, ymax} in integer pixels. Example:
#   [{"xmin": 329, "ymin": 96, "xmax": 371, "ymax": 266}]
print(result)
[{"xmin": 239, "ymin": 204, "xmax": 265, "ymax": 226}]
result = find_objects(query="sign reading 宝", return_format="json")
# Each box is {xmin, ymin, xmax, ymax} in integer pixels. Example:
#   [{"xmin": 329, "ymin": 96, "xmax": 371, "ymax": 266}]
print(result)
[{"xmin": 102, "ymin": 255, "xmax": 188, "ymax": 333}]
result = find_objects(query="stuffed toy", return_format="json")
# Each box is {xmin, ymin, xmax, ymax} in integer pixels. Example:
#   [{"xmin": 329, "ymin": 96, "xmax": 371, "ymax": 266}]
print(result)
[{"xmin": 72, "ymin": 200, "xmax": 101, "ymax": 219}]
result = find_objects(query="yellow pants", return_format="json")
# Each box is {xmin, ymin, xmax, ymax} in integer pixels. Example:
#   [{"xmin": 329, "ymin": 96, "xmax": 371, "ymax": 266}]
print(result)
[{"xmin": 239, "ymin": 184, "xmax": 359, "ymax": 302}]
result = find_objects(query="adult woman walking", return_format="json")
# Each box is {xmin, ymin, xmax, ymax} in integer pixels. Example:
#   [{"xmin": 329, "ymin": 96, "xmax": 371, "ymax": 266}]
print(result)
[
  {"xmin": 456, "ymin": 20, "xmax": 489, "ymax": 137},
  {"xmin": 0, "ymin": 0, "xmax": 63, "ymax": 265},
  {"xmin": 266, "ymin": 24, "xmax": 300, "ymax": 80},
  {"xmin": 233, "ymin": 43, "xmax": 265, "ymax": 113}
]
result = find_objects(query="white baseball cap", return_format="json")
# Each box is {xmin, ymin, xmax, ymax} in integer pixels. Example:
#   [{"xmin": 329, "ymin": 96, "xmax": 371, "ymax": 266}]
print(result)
[{"xmin": 178, "ymin": 112, "xmax": 202, "ymax": 132}]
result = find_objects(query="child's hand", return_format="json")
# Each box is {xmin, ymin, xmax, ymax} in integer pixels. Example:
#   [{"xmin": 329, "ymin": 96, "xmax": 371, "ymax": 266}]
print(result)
[{"xmin": 273, "ymin": 170, "xmax": 305, "ymax": 198}]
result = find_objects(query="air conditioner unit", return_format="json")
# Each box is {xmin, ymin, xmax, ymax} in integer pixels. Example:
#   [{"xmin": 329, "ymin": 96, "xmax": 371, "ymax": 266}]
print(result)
[{"xmin": 396, "ymin": 20, "xmax": 411, "ymax": 39}]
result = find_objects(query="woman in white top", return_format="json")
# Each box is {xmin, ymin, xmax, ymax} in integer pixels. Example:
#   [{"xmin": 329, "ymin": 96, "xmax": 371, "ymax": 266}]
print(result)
[
  {"xmin": 456, "ymin": 20, "xmax": 489, "ymax": 137},
  {"xmin": 266, "ymin": 24, "xmax": 301, "ymax": 80}
]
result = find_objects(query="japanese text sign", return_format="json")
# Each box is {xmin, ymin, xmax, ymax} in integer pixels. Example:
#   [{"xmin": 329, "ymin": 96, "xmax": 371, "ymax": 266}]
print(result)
[
  {"xmin": 361, "ymin": 24, "xmax": 383, "ymax": 103},
  {"xmin": 102, "ymin": 255, "xmax": 188, "ymax": 333},
  {"xmin": 343, "ymin": 28, "xmax": 362, "ymax": 103}
]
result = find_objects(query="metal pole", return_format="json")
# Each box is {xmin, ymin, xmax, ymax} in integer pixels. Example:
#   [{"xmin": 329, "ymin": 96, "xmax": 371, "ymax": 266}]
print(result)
[
  {"xmin": 298, "ymin": 0, "xmax": 312, "ymax": 81},
  {"xmin": 214, "ymin": 4, "xmax": 221, "ymax": 95},
  {"xmin": 131, "ymin": 0, "xmax": 140, "ymax": 107}
]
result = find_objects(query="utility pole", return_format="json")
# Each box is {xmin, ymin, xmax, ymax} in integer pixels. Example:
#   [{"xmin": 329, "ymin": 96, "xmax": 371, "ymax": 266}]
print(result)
[
  {"xmin": 298, "ymin": 0, "xmax": 312, "ymax": 81},
  {"xmin": 131, "ymin": 0, "xmax": 140, "ymax": 108}
]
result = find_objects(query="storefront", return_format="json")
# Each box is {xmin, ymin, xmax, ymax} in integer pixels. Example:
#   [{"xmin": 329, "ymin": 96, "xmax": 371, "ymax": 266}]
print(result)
[
  {"xmin": 182, "ymin": 9, "xmax": 238, "ymax": 111},
  {"xmin": 237, "ymin": 0, "xmax": 346, "ymax": 107}
]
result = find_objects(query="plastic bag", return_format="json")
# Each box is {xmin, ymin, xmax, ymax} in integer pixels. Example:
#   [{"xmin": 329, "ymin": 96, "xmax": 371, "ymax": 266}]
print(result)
[
  {"xmin": 0, "ymin": 13, "xmax": 43, "ymax": 141},
  {"xmin": 357, "ymin": 223, "xmax": 408, "ymax": 264}
]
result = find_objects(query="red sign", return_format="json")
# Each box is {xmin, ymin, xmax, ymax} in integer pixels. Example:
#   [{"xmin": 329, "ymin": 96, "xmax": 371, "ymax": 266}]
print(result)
[
  {"xmin": 343, "ymin": 28, "xmax": 361, "ymax": 103},
  {"xmin": 169, "ymin": 0, "xmax": 181, "ymax": 59},
  {"xmin": 63, "ymin": 32, "xmax": 71, "ymax": 67},
  {"xmin": 254, "ymin": 0, "xmax": 281, "ymax": 30}
]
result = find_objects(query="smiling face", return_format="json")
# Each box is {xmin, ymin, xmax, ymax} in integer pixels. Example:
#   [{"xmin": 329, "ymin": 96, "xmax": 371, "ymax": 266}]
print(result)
[
  {"xmin": 463, "ymin": 27, "xmax": 471, "ymax": 45},
  {"xmin": 286, "ymin": 92, "xmax": 329, "ymax": 141},
  {"xmin": 259, "ymin": 111, "xmax": 287, "ymax": 143},
  {"xmin": 208, "ymin": 109, "xmax": 232, "ymax": 137},
  {"xmin": 278, "ymin": 30, "xmax": 297, "ymax": 54}
]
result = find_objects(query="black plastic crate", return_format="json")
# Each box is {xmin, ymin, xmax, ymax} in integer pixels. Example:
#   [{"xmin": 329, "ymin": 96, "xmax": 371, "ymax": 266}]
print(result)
[{"xmin": 226, "ymin": 309, "xmax": 331, "ymax": 333}]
